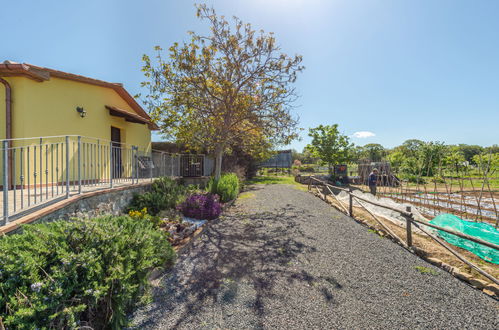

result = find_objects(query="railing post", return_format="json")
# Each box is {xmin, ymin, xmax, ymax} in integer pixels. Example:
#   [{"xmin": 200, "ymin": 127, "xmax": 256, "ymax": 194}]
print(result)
[
  {"xmin": 133, "ymin": 146, "xmax": 138, "ymax": 184},
  {"xmin": 177, "ymin": 154, "xmax": 181, "ymax": 177},
  {"xmin": 170, "ymin": 154, "xmax": 174, "ymax": 177},
  {"xmin": 77, "ymin": 136, "xmax": 82, "ymax": 194},
  {"xmin": 2, "ymin": 140, "xmax": 9, "ymax": 225},
  {"xmin": 348, "ymin": 188, "xmax": 353, "ymax": 217},
  {"xmin": 136, "ymin": 147, "xmax": 140, "ymax": 183},
  {"xmin": 137, "ymin": 147, "xmax": 140, "ymax": 183},
  {"xmin": 150, "ymin": 151, "xmax": 153, "ymax": 182},
  {"xmin": 131, "ymin": 146, "xmax": 135, "ymax": 184},
  {"xmin": 109, "ymin": 141, "xmax": 113, "ymax": 188},
  {"xmin": 65, "ymin": 136, "xmax": 70, "ymax": 198},
  {"xmin": 405, "ymin": 206, "xmax": 413, "ymax": 247}
]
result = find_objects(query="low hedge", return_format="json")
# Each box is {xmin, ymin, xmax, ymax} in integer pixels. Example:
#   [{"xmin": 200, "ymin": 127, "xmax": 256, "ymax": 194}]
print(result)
[
  {"xmin": 0, "ymin": 216, "xmax": 174, "ymax": 329},
  {"xmin": 207, "ymin": 173, "xmax": 240, "ymax": 203},
  {"xmin": 128, "ymin": 177, "xmax": 194, "ymax": 215}
]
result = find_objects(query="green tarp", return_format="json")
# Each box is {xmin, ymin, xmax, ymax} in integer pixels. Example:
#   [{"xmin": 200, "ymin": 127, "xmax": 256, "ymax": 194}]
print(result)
[{"xmin": 430, "ymin": 214, "xmax": 499, "ymax": 264}]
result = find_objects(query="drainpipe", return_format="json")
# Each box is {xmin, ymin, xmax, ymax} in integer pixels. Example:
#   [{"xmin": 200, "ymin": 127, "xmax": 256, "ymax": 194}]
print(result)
[{"xmin": 0, "ymin": 77, "xmax": 12, "ymax": 188}]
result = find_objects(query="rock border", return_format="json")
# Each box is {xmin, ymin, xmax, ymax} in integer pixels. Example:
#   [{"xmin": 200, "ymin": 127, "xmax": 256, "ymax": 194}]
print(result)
[{"xmin": 148, "ymin": 195, "xmax": 237, "ymax": 281}]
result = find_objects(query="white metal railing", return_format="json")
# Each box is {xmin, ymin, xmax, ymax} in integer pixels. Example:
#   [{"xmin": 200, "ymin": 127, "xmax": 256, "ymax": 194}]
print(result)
[{"xmin": 0, "ymin": 135, "xmax": 213, "ymax": 225}]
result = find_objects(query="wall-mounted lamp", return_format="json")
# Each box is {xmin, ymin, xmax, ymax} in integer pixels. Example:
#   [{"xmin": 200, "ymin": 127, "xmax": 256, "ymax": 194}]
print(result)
[{"xmin": 76, "ymin": 106, "xmax": 87, "ymax": 118}]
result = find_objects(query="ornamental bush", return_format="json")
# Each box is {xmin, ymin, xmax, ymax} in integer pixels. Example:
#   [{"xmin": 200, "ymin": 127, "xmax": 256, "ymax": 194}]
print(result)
[
  {"xmin": 207, "ymin": 173, "xmax": 240, "ymax": 203},
  {"xmin": 128, "ymin": 177, "xmax": 191, "ymax": 215},
  {"xmin": 178, "ymin": 193, "xmax": 222, "ymax": 220},
  {"xmin": 0, "ymin": 216, "xmax": 174, "ymax": 329}
]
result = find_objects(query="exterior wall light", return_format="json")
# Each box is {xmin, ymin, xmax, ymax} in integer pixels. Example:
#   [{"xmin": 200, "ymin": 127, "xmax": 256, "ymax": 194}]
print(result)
[{"xmin": 76, "ymin": 106, "xmax": 87, "ymax": 118}]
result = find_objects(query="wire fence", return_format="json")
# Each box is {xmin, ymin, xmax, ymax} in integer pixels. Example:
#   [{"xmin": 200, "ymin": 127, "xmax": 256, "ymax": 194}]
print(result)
[
  {"xmin": 0, "ymin": 135, "xmax": 213, "ymax": 225},
  {"xmin": 307, "ymin": 176, "xmax": 499, "ymax": 285}
]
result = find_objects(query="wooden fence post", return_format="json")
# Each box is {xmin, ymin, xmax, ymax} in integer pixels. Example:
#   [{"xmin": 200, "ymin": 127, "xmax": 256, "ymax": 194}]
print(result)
[
  {"xmin": 348, "ymin": 189, "xmax": 353, "ymax": 217},
  {"xmin": 405, "ymin": 206, "xmax": 413, "ymax": 247}
]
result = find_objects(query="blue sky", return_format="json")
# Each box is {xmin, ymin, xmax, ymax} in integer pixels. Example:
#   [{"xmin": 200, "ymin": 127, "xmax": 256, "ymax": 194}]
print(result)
[{"xmin": 3, "ymin": 0, "xmax": 498, "ymax": 151}]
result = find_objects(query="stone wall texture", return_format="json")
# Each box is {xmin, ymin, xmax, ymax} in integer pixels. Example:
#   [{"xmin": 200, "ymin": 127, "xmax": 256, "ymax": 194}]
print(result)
[{"xmin": 10, "ymin": 185, "xmax": 153, "ymax": 233}]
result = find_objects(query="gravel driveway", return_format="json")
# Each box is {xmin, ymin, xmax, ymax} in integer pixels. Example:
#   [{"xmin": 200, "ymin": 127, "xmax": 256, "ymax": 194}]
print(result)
[{"xmin": 130, "ymin": 184, "xmax": 498, "ymax": 329}]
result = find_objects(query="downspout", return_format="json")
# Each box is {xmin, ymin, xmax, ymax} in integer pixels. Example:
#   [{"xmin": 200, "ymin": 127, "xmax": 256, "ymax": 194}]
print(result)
[{"xmin": 0, "ymin": 77, "xmax": 12, "ymax": 188}]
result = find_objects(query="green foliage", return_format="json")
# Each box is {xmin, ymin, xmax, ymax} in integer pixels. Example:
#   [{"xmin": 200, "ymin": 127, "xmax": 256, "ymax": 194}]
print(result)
[
  {"xmin": 291, "ymin": 164, "xmax": 315, "ymax": 172},
  {"xmin": 128, "ymin": 191, "xmax": 168, "ymax": 216},
  {"xmin": 418, "ymin": 141, "xmax": 447, "ymax": 176},
  {"xmin": 207, "ymin": 173, "xmax": 240, "ymax": 203},
  {"xmin": 430, "ymin": 176, "xmax": 446, "ymax": 184},
  {"xmin": 387, "ymin": 141, "xmax": 447, "ymax": 177},
  {"xmin": 245, "ymin": 175, "xmax": 303, "ymax": 188},
  {"xmin": 357, "ymin": 143, "xmax": 386, "ymax": 162},
  {"xmin": 305, "ymin": 124, "xmax": 354, "ymax": 173},
  {"xmin": 414, "ymin": 266, "xmax": 439, "ymax": 276},
  {"xmin": 444, "ymin": 147, "xmax": 466, "ymax": 174},
  {"xmin": 292, "ymin": 148, "xmax": 319, "ymax": 164},
  {"xmin": 385, "ymin": 141, "xmax": 498, "ymax": 179},
  {"xmin": 472, "ymin": 152, "xmax": 499, "ymax": 175},
  {"xmin": 402, "ymin": 139, "xmax": 425, "ymax": 154},
  {"xmin": 456, "ymin": 144, "xmax": 484, "ymax": 164},
  {"xmin": 386, "ymin": 150, "xmax": 405, "ymax": 173},
  {"xmin": 128, "ymin": 177, "xmax": 189, "ymax": 215},
  {"xmin": 140, "ymin": 4, "xmax": 303, "ymax": 179},
  {"xmin": 402, "ymin": 174, "xmax": 426, "ymax": 184},
  {"xmin": 128, "ymin": 207, "xmax": 164, "ymax": 228},
  {"xmin": 0, "ymin": 216, "xmax": 174, "ymax": 329}
]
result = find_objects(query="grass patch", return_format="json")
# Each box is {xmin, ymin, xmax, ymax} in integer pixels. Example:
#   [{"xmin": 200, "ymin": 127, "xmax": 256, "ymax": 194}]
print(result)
[
  {"xmin": 245, "ymin": 175, "xmax": 308, "ymax": 191},
  {"xmin": 246, "ymin": 175, "xmax": 297, "ymax": 185},
  {"xmin": 415, "ymin": 265, "xmax": 439, "ymax": 276},
  {"xmin": 238, "ymin": 192, "xmax": 256, "ymax": 200},
  {"xmin": 367, "ymin": 228, "xmax": 384, "ymax": 238}
]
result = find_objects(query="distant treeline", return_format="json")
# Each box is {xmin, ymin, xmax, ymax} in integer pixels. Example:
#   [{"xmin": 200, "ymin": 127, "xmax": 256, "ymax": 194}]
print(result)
[{"xmin": 292, "ymin": 139, "xmax": 499, "ymax": 177}]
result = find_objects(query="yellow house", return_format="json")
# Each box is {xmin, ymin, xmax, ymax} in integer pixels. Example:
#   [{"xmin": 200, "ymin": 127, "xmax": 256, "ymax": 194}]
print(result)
[{"xmin": 0, "ymin": 60, "xmax": 158, "ymax": 188}]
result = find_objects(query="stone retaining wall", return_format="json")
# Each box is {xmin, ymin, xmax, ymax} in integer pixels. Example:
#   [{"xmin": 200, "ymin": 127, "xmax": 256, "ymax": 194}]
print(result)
[
  {"xmin": 41, "ymin": 185, "xmax": 152, "ymax": 223},
  {"xmin": 1, "ymin": 183, "xmax": 152, "ymax": 235}
]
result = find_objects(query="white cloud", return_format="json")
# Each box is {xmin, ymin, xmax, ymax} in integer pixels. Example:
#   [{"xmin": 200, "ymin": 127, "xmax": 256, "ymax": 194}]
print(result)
[{"xmin": 352, "ymin": 131, "xmax": 376, "ymax": 138}]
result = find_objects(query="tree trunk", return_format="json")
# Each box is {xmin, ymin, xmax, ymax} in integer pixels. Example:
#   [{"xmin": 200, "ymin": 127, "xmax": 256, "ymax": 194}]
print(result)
[{"xmin": 214, "ymin": 145, "xmax": 224, "ymax": 180}]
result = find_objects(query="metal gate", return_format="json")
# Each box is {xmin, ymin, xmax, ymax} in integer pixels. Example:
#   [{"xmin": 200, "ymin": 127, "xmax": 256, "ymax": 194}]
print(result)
[{"xmin": 180, "ymin": 155, "xmax": 204, "ymax": 177}]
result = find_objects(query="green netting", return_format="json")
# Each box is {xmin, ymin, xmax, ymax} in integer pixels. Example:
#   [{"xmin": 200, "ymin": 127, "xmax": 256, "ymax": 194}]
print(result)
[{"xmin": 430, "ymin": 214, "xmax": 499, "ymax": 264}]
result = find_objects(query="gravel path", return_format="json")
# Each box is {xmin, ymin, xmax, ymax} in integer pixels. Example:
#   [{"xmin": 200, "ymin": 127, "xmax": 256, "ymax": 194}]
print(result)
[{"xmin": 130, "ymin": 184, "xmax": 498, "ymax": 329}]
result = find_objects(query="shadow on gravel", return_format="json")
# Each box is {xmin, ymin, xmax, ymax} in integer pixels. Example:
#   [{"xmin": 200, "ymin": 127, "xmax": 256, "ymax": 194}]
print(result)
[{"xmin": 132, "ymin": 204, "xmax": 342, "ymax": 329}]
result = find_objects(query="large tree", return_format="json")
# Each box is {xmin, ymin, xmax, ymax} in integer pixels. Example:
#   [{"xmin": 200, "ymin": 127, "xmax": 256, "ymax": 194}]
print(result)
[
  {"xmin": 140, "ymin": 5, "xmax": 303, "ymax": 178},
  {"xmin": 305, "ymin": 124, "xmax": 353, "ymax": 174},
  {"xmin": 359, "ymin": 143, "xmax": 386, "ymax": 162}
]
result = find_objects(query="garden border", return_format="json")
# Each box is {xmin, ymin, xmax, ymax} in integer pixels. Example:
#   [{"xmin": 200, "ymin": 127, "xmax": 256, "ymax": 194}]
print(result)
[{"xmin": 148, "ymin": 196, "xmax": 238, "ymax": 281}]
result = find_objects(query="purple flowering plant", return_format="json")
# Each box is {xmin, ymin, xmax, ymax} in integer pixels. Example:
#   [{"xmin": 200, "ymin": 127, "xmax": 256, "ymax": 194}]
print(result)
[{"xmin": 178, "ymin": 193, "xmax": 222, "ymax": 220}]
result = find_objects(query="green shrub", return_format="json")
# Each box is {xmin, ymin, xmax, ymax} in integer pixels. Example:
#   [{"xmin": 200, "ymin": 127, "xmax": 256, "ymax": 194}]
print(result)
[
  {"xmin": 128, "ymin": 207, "xmax": 164, "ymax": 228},
  {"xmin": 292, "ymin": 165, "xmax": 315, "ymax": 172},
  {"xmin": 0, "ymin": 216, "xmax": 174, "ymax": 329},
  {"xmin": 430, "ymin": 176, "xmax": 446, "ymax": 184},
  {"xmin": 128, "ymin": 177, "xmax": 189, "ymax": 215},
  {"xmin": 403, "ymin": 174, "xmax": 426, "ymax": 184},
  {"xmin": 207, "ymin": 173, "xmax": 240, "ymax": 203}
]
